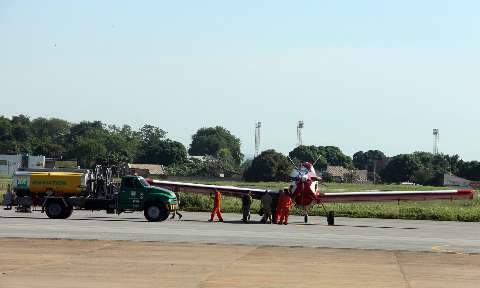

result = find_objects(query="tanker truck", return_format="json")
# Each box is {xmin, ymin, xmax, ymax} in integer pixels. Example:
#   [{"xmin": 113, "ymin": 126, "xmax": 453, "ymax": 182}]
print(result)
[{"xmin": 9, "ymin": 169, "xmax": 177, "ymax": 222}]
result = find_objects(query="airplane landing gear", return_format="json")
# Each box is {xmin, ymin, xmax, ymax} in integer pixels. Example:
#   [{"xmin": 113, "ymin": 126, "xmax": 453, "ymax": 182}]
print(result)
[{"xmin": 327, "ymin": 211, "xmax": 335, "ymax": 226}]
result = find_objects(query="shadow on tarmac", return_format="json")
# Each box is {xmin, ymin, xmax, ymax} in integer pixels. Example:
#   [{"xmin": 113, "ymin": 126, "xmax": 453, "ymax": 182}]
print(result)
[{"xmin": 0, "ymin": 215, "xmax": 148, "ymax": 222}]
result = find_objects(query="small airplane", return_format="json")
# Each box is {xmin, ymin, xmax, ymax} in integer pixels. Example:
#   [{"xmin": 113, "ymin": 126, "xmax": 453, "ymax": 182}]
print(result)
[{"xmin": 146, "ymin": 161, "xmax": 475, "ymax": 225}]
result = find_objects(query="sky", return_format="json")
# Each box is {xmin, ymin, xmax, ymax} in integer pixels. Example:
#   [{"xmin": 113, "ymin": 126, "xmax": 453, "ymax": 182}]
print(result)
[{"xmin": 1, "ymin": 0, "xmax": 479, "ymax": 160}]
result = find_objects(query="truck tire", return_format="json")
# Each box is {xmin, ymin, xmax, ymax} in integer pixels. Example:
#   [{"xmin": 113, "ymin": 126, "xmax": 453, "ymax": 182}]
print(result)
[
  {"xmin": 62, "ymin": 207, "xmax": 73, "ymax": 219},
  {"xmin": 45, "ymin": 201, "xmax": 66, "ymax": 219},
  {"xmin": 144, "ymin": 203, "xmax": 169, "ymax": 222}
]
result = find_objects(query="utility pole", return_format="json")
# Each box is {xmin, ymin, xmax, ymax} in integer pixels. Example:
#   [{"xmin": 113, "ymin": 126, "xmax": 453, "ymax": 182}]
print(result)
[
  {"xmin": 297, "ymin": 121, "xmax": 304, "ymax": 147},
  {"xmin": 433, "ymin": 129, "xmax": 439, "ymax": 155},
  {"xmin": 254, "ymin": 122, "xmax": 261, "ymax": 157}
]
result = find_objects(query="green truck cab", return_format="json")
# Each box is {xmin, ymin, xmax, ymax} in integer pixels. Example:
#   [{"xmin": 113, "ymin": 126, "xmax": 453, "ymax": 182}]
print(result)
[
  {"xmin": 42, "ymin": 175, "xmax": 177, "ymax": 222},
  {"xmin": 118, "ymin": 176, "xmax": 177, "ymax": 221}
]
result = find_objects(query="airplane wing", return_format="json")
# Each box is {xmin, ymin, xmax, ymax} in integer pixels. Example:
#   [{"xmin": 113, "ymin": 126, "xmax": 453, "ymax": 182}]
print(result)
[
  {"xmin": 147, "ymin": 179, "xmax": 475, "ymax": 203},
  {"xmin": 146, "ymin": 179, "xmax": 277, "ymax": 199},
  {"xmin": 319, "ymin": 189, "xmax": 475, "ymax": 203}
]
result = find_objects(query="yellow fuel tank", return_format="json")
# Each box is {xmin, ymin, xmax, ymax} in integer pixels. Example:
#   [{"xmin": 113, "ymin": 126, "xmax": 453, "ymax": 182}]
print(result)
[{"xmin": 13, "ymin": 171, "xmax": 87, "ymax": 194}]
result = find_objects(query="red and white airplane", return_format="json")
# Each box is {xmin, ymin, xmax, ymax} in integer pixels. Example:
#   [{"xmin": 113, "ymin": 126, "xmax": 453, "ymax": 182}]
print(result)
[{"xmin": 146, "ymin": 162, "xmax": 475, "ymax": 225}]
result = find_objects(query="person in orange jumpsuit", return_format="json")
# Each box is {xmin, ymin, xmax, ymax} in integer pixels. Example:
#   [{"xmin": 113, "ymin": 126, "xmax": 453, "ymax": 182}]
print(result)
[
  {"xmin": 276, "ymin": 191, "xmax": 293, "ymax": 225},
  {"xmin": 208, "ymin": 190, "xmax": 224, "ymax": 222}
]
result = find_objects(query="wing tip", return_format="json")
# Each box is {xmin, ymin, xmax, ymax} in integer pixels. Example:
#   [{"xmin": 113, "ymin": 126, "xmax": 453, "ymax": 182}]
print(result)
[{"xmin": 457, "ymin": 189, "xmax": 474, "ymax": 194}]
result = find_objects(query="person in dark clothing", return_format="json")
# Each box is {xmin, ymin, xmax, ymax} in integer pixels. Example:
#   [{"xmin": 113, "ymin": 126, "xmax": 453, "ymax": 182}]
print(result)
[
  {"xmin": 261, "ymin": 191, "xmax": 273, "ymax": 224},
  {"xmin": 241, "ymin": 192, "xmax": 252, "ymax": 223},
  {"xmin": 170, "ymin": 191, "xmax": 183, "ymax": 219},
  {"xmin": 271, "ymin": 190, "xmax": 281, "ymax": 224}
]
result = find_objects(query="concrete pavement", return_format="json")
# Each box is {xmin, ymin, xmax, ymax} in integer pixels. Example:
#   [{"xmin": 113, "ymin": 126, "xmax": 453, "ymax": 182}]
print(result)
[
  {"xmin": 1, "ymin": 209, "xmax": 480, "ymax": 253},
  {"xmin": 1, "ymin": 238, "xmax": 480, "ymax": 288}
]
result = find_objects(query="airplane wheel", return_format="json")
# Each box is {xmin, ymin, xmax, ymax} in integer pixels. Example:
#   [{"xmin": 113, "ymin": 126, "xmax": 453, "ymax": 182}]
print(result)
[
  {"xmin": 327, "ymin": 211, "xmax": 335, "ymax": 226},
  {"xmin": 304, "ymin": 215, "xmax": 308, "ymax": 223}
]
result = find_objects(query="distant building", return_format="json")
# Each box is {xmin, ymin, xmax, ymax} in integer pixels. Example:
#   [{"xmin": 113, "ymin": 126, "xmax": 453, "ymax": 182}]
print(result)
[
  {"xmin": 0, "ymin": 154, "xmax": 45, "ymax": 176},
  {"xmin": 127, "ymin": 164, "xmax": 165, "ymax": 178},
  {"xmin": 325, "ymin": 165, "xmax": 369, "ymax": 184},
  {"xmin": 443, "ymin": 173, "xmax": 471, "ymax": 188},
  {"xmin": 188, "ymin": 155, "xmax": 208, "ymax": 162},
  {"xmin": 325, "ymin": 166, "xmax": 350, "ymax": 182}
]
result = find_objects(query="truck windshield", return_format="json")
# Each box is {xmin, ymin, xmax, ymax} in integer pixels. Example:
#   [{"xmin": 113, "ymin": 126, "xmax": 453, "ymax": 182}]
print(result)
[{"xmin": 137, "ymin": 177, "xmax": 150, "ymax": 187}]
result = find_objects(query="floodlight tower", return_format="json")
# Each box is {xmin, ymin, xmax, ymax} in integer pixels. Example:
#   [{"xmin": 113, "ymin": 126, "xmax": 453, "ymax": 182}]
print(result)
[
  {"xmin": 254, "ymin": 122, "xmax": 261, "ymax": 157},
  {"xmin": 433, "ymin": 129, "xmax": 439, "ymax": 155},
  {"xmin": 297, "ymin": 121, "xmax": 304, "ymax": 147}
]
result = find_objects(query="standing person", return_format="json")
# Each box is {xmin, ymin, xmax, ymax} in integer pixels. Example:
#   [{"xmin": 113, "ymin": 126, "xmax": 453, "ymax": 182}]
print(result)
[
  {"xmin": 261, "ymin": 191, "xmax": 273, "ymax": 224},
  {"xmin": 170, "ymin": 191, "xmax": 183, "ymax": 219},
  {"xmin": 4, "ymin": 184, "xmax": 13, "ymax": 210},
  {"xmin": 241, "ymin": 191, "xmax": 252, "ymax": 223},
  {"xmin": 208, "ymin": 190, "xmax": 224, "ymax": 222},
  {"xmin": 277, "ymin": 191, "xmax": 293, "ymax": 225},
  {"xmin": 271, "ymin": 190, "xmax": 281, "ymax": 224}
]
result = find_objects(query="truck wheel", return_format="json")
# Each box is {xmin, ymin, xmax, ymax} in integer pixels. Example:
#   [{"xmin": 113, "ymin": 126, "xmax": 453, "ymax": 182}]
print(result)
[
  {"xmin": 45, "ymin": 201, "xmax": 66, "ymax": 219},
  {"xmin": 61, "ymin": 207, "xmax": 73, "ymax": 219},
  {"xmin": 144, "ymin": 203, "xmax": 169, "ymax": 222}
]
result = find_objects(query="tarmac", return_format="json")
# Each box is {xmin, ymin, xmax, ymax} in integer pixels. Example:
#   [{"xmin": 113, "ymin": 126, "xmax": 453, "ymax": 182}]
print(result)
[
  {"xmin": 2, "ymin": 209, "xmax": 480, "ymax": 287},
  {"xmin": 1, "ymin": 209, "xmax": 479, "ymax": 253},
  {"xmin": 1, "ymin": 238, "xmax": 480, "ymax": 288}
]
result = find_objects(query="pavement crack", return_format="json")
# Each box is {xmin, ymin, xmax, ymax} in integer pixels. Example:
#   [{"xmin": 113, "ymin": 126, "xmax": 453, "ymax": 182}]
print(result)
[{"xmin": 394, "ymin": 252, "xmax": 412, "ymax": 288}]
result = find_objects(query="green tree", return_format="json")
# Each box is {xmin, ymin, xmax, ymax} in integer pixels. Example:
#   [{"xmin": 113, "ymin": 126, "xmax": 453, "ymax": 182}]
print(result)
[
  {"xmin": 11, "ymin": 114, "xmax": 32, "ymax": 153},
  {"xmin": 69, "ymin": 137, "xmax": 107, "ymax": 168},
  {"xmin": 30, "ymin": 117, "xmax": 71, "ymax": 158},
  {"xmin": 317, "ymin": 146, "xmax": 352, "ymax": 168},
  {"xmin": 353, "ymin": 150, "xmax": 387, "ymax": 171},
  {"xmin": 458, "ymin": 161, "xmax": 480, "ymax": 181},
  {"xmin": 0, "ymin": 116, "xmax": 12, "ymax": 140},
  {"xmin": 139, "ymin": 125, "xmax": 166, "ymax": 146},
  {"xmin": 101, "ymin": 125, "xmax": 139, "ymax": 165},
  {"xmin": 353, "ymin": 151, "xmax": 368, "ymax": 170},
  {"xmin": 31, "ymin": 117, "xmax": 70, "ymax": 143},
  {"xmin": 189, "ymin": 126, "xmax": 243, "ymax": 165},
  {"xmin": 289, "ymin": 145, "xmax": 327, "ymax": 171},
  {"xmin": 243, "ymin": 150, "xmax": 292, "ymax": 182},
  {"xmin": 33, "ymin": 142, "xmax": 66, "ymax": 159},
  {"xmin": 0, "ymin": 116, "xmax": 15, "ymax": 154},
  {"xmin": 67, "ymin": 121, "xmax": 105, "ymax": 143},
  {"xmin": 64, "ymin": 121, "xmax": 110, "ymax": 167},
  {"xmin": 381, "ymin": 154, "xmax": 422, "ymax": 183},
  {"xmin": 154, "ymin": 140, "xmax": 188, "ymax": 166},
  {"xmin": 136, "ymin": 124, "xmax": 186, "ymax": 166}
]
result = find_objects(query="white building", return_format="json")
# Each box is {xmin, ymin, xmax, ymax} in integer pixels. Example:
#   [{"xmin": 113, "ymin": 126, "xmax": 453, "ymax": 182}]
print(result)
[{"xmin": 0, "ymin": 155, "xmax": 45, "ymax": 176}]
